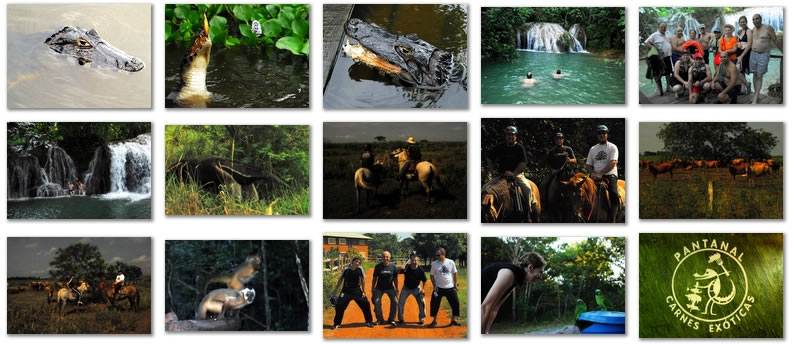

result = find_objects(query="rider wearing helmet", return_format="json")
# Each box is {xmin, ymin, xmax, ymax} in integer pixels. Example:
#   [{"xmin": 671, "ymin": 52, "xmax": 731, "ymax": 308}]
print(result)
[
  {"xmin": 540, "ymin": 132, "xmax": 577, "ymax": 204},
  {"xmin": 67, "ymin": 274, "xmax": 83, "ymax": 305},
  {"xmin": 113, "ymin": 270, "xmax": 126, "ymax": 302},
  {"xmin": 395, "ymin": 137, "xmax": 422, "ymax": 182},
  {"xmin": 586, "ymin": 125, "xmax": 620, "ymax": 222},
  {"xmin": 484, "ymin": 125, "xmax": 533, "ymax": 221}
]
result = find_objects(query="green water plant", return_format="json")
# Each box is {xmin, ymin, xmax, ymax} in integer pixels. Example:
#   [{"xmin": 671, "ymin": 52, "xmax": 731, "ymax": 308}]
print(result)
[{"xmin": 165, "ymin": 4, "xmax": 309, "ymax": 56}]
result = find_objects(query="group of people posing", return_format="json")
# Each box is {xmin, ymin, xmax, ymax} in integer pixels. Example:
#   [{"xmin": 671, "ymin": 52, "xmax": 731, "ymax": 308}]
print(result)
[
  {"xmin": 483, "ymin": 124, "xmax": 621, "ymax": 222},
  {"xmin": 645, "ymin": 14, "xmax": 780, "ymax": 104},
  {"xmin": 329, "ymin": 248, "xmax": 461, "ymax": 329},
  {"xmin": 68, "ymin": 179, "xmax": 85, "ymax": 196}
]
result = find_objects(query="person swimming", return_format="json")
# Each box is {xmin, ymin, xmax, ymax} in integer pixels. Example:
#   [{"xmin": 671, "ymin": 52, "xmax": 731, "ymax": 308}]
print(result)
[
  {"xmin": 552, "ymin": 69, "xmax": 570, "ymax": 80},
  {"xmin": 522, "ymin": 72, "xmax": 539, "ymax": 86}
]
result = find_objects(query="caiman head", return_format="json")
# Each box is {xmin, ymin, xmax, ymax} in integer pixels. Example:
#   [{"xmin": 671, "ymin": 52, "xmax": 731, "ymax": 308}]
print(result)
[
  {"xmin": 177, "ymin": 13, "xmax": 212, "ymax": 100},
  {"xmin": 44, "ymin": 26, "xmax": 144, "ymax": 72},
  {"xmin": 343, "ymin": 18, "xmax": 453, "ymax": 89}
]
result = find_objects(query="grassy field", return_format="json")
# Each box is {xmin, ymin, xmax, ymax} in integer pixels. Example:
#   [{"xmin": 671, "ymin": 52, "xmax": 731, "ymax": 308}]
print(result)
[
  {"xmin": 639, "ymin": 233, "xmax": 783, "ymax": 338},
  {"xmin": 6, "ymin": 280, "xmax": 151, "ymax": 334},
  {"xmin": 165, "ymin": 175, "xmax": 309, "ymax": 215},
  {"xmin": 323, "ymin": 142, "xmax": 467, "ymax": 219},
  {"xmin": 638, "ymin": 158, "xmax": 783, "ymax": 219}
]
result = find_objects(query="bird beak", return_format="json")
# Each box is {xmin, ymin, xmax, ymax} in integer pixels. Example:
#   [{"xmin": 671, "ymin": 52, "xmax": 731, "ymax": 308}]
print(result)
[{"xmin": 203, "ymin": 13, "xmax": 210, "ymax": 37}]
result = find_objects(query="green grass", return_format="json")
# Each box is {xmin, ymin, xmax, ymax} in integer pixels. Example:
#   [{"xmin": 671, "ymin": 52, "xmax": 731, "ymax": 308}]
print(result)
[
  {"xmin": 441, "ymin": 267, "xmax": 467, "ymax": 326},
  {"xmin": 490, "ymin": 318, "xmax": 572, "ymax": 334},
  {"xmin": 165, "ymin": 175, "xmax": 309, "ymax": 215},
  {"xmin": 639, "ymin": 233, "xmax": 782, "ymax": 338}
]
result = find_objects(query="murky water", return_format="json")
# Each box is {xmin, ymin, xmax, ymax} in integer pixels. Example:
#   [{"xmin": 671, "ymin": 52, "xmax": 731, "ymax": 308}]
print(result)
[
  {"xmin": 7, "ymin": 196, "xmax": 151, "ymax": 219},
  {"xmin": 324, "ymin": 4, "xmax": 468, "ymax": 109},
  {"xmin": 481, "ymin": 51, "xmax": 625, "ymax": 104},
  {"xmin": 7, "ymin": 4, "xmax": 151, "ymax": 108},
  {"xmin": 164, "ymin": 44, "xmax": 309, "ymax": 108},
  {"xmin": 638, "ymin": 48, "xmax": 782, "ymax": 98}
]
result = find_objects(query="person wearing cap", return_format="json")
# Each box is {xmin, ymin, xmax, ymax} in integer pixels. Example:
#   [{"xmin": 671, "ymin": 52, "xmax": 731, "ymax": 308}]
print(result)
[
  {"xmin": 671, "ymin": 50, "xmax": 693, "ymax": 98},
  {"xmin": 670, "ymin": 26, "xmax": 687, "ymax": 66},
  {"xmin": 586, "ymin": 125, "xmax": 619, "ymax": 222},
  {"xmin": 395, "ymin": 137, "xmax": 422, "ymax": 183},
  {"xmin": 540, "ymin": 132, "xmax": 576, "ymax": 205},
  {"xmin": 644, "ymin": 22, "xmax": 673, "ymax": 95},
  {"xmin": 698, "ymin": 24, "xmax": 713, "ymax": 65},
  {"xmin": 360, "ymin": 144, "xmax": 375, "ymax": 170},
  {"xmin": 688, "ymin": 51, "xmax": 712, "ymax": 104},
  {"xmin": 745, "ymin": 13, "xmax": 782, "ymax": 104},
  {"xmin": 711, "ymin": 50, "xmax": 743, "ymax": 103},
  {"xmin": 484, "ymin": 125, "xmax": 534, "ymax": 221},
  {"xmin": 113, "ymin": 270, "xmax": 125, "ymax": 302},
  {"xmin": 718, "ymin": 24, "xmax": 739, "ymax": 64},
  {"xmin": 522, "ymin": 72, "xmax": 539, "ymax": 86}
]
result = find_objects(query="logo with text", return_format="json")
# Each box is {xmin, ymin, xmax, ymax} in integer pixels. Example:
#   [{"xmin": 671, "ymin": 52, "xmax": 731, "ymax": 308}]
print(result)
[{"xmin": 666, "ymin": 239, "xmax": 754, "ymax": 333}]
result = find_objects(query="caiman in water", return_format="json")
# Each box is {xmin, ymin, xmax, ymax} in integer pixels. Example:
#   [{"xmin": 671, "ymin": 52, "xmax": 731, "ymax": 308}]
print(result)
[
  {"xmin": 45, "ymin": 26, "xmax": 144, "ymax": 72},
  {"xmin": 343, "ymin": 18, "xmax": 455, "ymax": 89},
  {"xmin": 169, "ymin": 13, "xmax": 212, "ymax": 105}
]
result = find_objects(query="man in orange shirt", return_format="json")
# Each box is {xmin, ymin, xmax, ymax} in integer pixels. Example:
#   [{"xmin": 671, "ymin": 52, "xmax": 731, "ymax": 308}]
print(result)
[{"xmin": 719, "ymin": 24, "xmax": 739, "ymax": 62}]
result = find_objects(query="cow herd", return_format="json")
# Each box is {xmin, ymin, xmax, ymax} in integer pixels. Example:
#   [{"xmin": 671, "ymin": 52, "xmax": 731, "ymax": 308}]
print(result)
[{"xmin": 640, "ymin": 158, "xmax": 781, "ymax": 182}]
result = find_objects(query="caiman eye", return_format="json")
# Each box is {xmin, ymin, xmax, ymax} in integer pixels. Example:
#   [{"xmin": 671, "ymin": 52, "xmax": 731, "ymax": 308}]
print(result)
[
  {"xmin": 398, "ymin": 46, "xmax": 411, "ymax": 55},
  {"xmin": 76, "ymin": 38, "xmax": 92, "ymax": 48}
]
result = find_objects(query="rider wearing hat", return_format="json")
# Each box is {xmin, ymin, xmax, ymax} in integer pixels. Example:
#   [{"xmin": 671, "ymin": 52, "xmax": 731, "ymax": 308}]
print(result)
[
  {"xmin": 395, "ymin": 137, "xmax": 422, "ymax": 182},
  {"xmin": 586, "ymin": 125, "xmax": 620, "ymax": 222},
  {"xmin": 540, "ymin": 132, "xmax": 577, "ymax": 204},
  {"xmin": 484, "ymin": 126, "xmax": 533, "ymax": 221},
  {"xmin": 113, "ymin": 270, "xmax": 125, "ymax": 302},
  {"xmin": 67, "ymin": 274, "xmax": 83, "ymax": 304}
]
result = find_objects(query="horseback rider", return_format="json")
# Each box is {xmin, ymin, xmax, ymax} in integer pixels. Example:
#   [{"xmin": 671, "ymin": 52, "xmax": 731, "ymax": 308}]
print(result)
[
  {"xmin": 586, "ymin": 125, "xmax": 620, "ymax": 222},
  {"xmin": 540, "ymin": 132, "xmax": 577, "ymax": 204},
  {"xmin": 67, "ymin": 274, "xmax": 83, "ymax": 305},
  {"xmin": 113, "ymin": 270, "xmax": 125, "ymax": 302},
  {"xmin": 483, "ymin": 125, "xmax": 532, "ymax": 220},
  {"xmin": 395, "ymin": 137, "xmax": 422, "ymax": 182},
  {"xmin": 360, "ymin": 144, "xmax": 375, "ymax": 170}
]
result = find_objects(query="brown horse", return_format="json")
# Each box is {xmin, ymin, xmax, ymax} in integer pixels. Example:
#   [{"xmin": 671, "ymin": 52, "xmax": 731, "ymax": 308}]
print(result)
[
  {"xmin": 559, "ymin": 173, "xmax": 625, "ymax": 223},
  {"xmin": 391, "ymin": 148, "xmax": 445, "ymax": 203},
  {"xmin": 99, "ymin": 282, "xmax": 140, "ymax": 312},
  {"xmin": 55, "ymin": 280, "xmax": 90, "ymax": 314},
  {"xmin": 354, "ymin": 159, "xmax": 386, "ymax": 213},
  {"xmin": 481, "ymin": 177, "xmax": 541, "ymax": 223}
]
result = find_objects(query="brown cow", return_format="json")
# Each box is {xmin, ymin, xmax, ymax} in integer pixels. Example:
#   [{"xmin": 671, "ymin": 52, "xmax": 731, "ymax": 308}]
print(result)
[
  {"xmin": 694, "ymin": 160, "xmax": 705, "ymax": 168},
  {"xmin": 731, "ymin": 158, "xmax": 745, "ymax": 165},
  {"xmin": 749, "ymin": 162, "xmax": 772, "ymax": 178},
  {"xmin": 639, "ymin": 160, "xmax": 648, "ymax": 169},
  {"xmin": 705, "ymin": 160, "xmax": 719, "ymax": 168},
  {"xmin": 648, "ymin": 161, "xmax": 675, "ymax": 180},
  {"xmin": 728, "ymin": 162, "xmax": 749, "ymax": 180}
]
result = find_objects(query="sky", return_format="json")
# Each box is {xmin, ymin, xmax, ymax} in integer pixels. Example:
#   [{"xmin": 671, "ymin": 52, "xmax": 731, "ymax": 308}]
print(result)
[
  {"xmin": 639, "ymin": 122, "xmax": 783, "ymax": 155},
  {"xmin": 6, "ymin": 237, "xmax": 151, "ymax": 277},
  {"xmin": 323, "ymin": 122, "xmax": 467, "ymax": 143}
]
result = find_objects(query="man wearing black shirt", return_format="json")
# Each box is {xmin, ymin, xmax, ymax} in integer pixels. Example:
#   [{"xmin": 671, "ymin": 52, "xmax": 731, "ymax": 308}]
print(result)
[
  {"xmin": 372, "ymin": 251, "xmax": 399, "ymax": 325},
  {"xmin": 397, "ymin": 255, "xmax": 427, "ymax": 324},
  {"xmin": 483, "ymin": 125, "xmax": 535, "ymax": 221},
  {"xmin": 330, "ymin": 257, "xmax": 374, "ymax": 329},
  {"xmin": 540, "ymin": 132, "xmax": 577, "ymax": 204}
]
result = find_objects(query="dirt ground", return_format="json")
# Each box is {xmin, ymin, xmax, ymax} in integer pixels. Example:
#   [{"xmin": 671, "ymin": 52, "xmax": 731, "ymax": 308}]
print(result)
[{"xmin": 323, "ymin": 268, "xmax": 467, "ymax": 338}]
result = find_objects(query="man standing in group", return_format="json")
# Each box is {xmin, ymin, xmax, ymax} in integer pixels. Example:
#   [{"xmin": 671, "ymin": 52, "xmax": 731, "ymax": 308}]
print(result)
[
  {"xmin": 372, "ymin": 251, "xmax": 399, "ymax": 326},
  {"xmin": 397, "ymin": 255, "xmax": 427, "ymax": 325},
  {"xmin": 698, "ymin": 24, "xmax": 713, "ymax": 65},
  {"xmin": 644, "ymin": 22, "xmax": 674, "ymax": 95},
  {"xmin": 330, "ymin": 257, "xmax": 374, "ymax": 329},
  {"xmin": 748, "ymin": 14, "xmax": 781, "ymax": 104},
  {"xmin": 428, "ymin": 248, "xmax": 460, "ymax": 328},
  {"xmin": 586, "ymin": 125, "xmax": 620, "ymax": 222},
  {"xmin": 540, "ymin": 132, "xmax": 576, "ymax": 205}
]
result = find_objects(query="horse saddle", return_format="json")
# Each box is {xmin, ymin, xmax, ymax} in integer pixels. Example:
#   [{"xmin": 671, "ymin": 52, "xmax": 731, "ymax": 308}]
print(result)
[{"xmin": 404, "ymin": 161, "xmax": 418, "ymax": 178}]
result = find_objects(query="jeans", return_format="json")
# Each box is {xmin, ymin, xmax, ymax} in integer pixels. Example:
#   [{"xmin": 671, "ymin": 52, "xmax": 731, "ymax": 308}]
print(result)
[
  {"xmin": 333, "ymin": 290, "xmax": 373, "ymax": 326},
  {"xmin": 430, "ymin": 287, "xmax": 460, "ymax": 317},
  {"xmin": 372, "ymin": 288, "xmax": 397, "ymax": 322},
  {"xmin": 397, "ymin": 287, "xmax": 426, "ymax": 321}
]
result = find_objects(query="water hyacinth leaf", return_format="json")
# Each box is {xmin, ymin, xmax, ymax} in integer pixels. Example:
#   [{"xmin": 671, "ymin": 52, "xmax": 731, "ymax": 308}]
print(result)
[
  {"xmin": 281, "ymin": 6, "xmax": 295, "ymax": 20},
  {"xmin": 301, "ymin": 39, "xmax": 310, "ymax": 56},
  {"xmin": 165, "ymin": 7, "xmax": 175, "ymax": 20},
  {"xmin": 209, "ymin": 15, "xmax": 227, "ymax": 31},
  {"xmin": 210, "ymin": 26, "xmax": 226, "ymax": 45},
  {"xmin": 253, "ymin": 11, "xmax": 265, "ymax": 24},
  {"xmin": 196, "ymin": 4, "xmax": 209, "ymax": 14},
  {"xmin": 233, "ymin": 5, "xmax": 253, "ymax": 22},
  {"xmin": 239, "ymin": 23, "xmax": 255, "ymax": 38},
  {"xmin": 174, "ymin": 5, "xmax": 190, "ymax": 19},
  {"xmin": 276, "ymin": 36, "xmax": 304, "ymax": 55},
  {"xmin": 277, "ymin": 12, "xmax": 291, "ymax": 30},
  {"xmin": 165, "ymin": 22, "xmax": 172, "ymax": 41},
  {"xmin": 292, "ymin": 18, "xmax": 308, "ymax": 38},
  {"xmin": 263, "ymin": 19, "xmax": 282, "ymax": 38},
  {"xmin": 225, "ymin": 36, "xmax": 240, "ymax": 48},
  {"xmin": 187, "ymin": 11, "xmax": 200, "ymax": 26},
  {"xmin": 266, "ymin": 4, "xmax": 279, "ymax": 18}
]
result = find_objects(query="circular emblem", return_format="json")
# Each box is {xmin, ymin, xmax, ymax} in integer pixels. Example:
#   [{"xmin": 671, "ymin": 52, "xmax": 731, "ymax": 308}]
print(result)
[{"xmin": 671, "ymin": 249, "xmax": 748, "ymax": 323}]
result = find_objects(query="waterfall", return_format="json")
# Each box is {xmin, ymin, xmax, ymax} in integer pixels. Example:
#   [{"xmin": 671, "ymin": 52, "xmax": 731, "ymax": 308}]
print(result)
[
  {"xmin": 7, "ymin": 146, "xmax": 78, "ymax": 198},
  {"xmin": 723, "ymin": 7, "xmax": 784, "ymax": 32},
  {"xmin": 517, "ymin": 23, "xmax": 588, "ymax": 53},
  {"xmin": 7, "ymin": 155, "xmax": 43, "ymax": 198},
  {"xmin": 103, "ymin": 133, "xmax": 152, "ymax": 199}
]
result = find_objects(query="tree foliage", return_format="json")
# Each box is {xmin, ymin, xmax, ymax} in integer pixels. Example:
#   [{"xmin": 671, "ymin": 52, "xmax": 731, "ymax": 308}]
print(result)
[
  {"xmin": 7, "ymin": 122, "xmax": 150, "ymax": 149},
  {"xmin": 482, "ymin": 237, "xmax": 625, "ymax": 325},
  {"xmin": 365, "ymin": 234, "xmax": 467, "ymax": 267},
  {"xmin": 482, "ymin": 7, "xmax": 625, "ymax": 61},
  {"xmin": 656, "ymin": 123, "xmax": 778, "ymax": 160},
  {"xmin": 47, "ymin": 242, "xmax": 149, "ymax": 284}
]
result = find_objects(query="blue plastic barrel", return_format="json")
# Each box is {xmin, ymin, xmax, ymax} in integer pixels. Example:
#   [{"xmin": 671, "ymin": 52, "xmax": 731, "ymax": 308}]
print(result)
[{"xmin": 576, "ymin": 311, "xmax": 625, "ymax": 334}]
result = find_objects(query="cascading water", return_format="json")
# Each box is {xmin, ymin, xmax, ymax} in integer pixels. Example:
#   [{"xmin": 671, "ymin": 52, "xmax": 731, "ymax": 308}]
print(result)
[
  {"xmin": 723, "ymin": 7, "xmax": 784, "ymax": 32},
  {"xmin": 7, "ymin": 146, "xmax": 77, "ymax": 198},
  {"xmin": 516, "ymin": 23, "xmax": 588, "ymax": 53},
  {"xmin": 103, "ymin": 133, "xmax": 152, "ymax": 199}
]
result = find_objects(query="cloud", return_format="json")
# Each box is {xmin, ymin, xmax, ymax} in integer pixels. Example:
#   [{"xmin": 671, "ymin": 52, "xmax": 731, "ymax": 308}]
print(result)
[
  {"xmin": 111, "ymin": 256, "xmax": 124, "ymax": 263},
  {"xmin": 24, "ymin": 240, "xmax": 39, "ymax": 249},
  {"xmin": 131, "ymin": 255, "xmax": 150, "ymax": 264},
  {"xmin": 37, "ymin": 247, "xmax": 58, "ymax": 256}
]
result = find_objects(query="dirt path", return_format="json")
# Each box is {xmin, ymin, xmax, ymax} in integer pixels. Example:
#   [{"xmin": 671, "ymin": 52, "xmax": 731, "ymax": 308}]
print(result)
[{"xmin": 323, "ymin": 268, "xmax": 466, "ymax": 338}]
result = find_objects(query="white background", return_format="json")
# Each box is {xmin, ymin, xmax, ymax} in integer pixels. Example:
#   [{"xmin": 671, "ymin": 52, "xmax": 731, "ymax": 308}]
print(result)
[{"xmin": 1, "ymin": 0, "xmax": 790, "ymax": 343}]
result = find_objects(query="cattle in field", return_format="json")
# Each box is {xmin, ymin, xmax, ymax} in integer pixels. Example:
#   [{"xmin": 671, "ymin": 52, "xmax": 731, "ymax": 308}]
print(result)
[
  {"xmin": 639, "ymin": 160, "xmax": 648, "ymax": 169},
  {"xmin": 728, "ymin": 162, "xmax": 749, "ymax": 180},
  {"xmin": 749, "ymin": 162, "xmax": 773, "ymax": 178},
  {"xmin": 648, "ymin": 161, "xmax": 675, "ymax": 180},
  {"xmin": 694, "ymin": 160, "xmax": 705, "ymax": 168},
  {"xmin": 731, "ymin": 158, "xmax": 745, "ymax": 165},
  {"xmin": 704, "ymin": 160, "xmax": 719, "ymax": 168}
]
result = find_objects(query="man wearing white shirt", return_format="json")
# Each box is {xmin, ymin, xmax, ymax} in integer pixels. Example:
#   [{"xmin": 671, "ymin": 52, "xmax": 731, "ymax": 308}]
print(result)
[
  {"xmin": 428, "ymin": 247, "xmax": 460, "ymax": 328},
  {"xmin": 586, "ymin": 125, "xmax": 620, "ymax": 222},
  {"xmin": 113, "ymin": 270, "xmax": 125, "ymax": 302}
]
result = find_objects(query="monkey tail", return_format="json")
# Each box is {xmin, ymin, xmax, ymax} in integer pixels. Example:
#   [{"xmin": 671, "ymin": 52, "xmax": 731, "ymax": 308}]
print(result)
[{"xmin": 203, "ymin": 275, "xmax": 231, "ymax": 295}]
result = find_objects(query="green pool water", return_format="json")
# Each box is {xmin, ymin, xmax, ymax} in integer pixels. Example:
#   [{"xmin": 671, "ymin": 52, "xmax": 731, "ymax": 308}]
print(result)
[
  {"xmin": 481, "ymin": 50, "xmax": 625, "ymax": 104},
  {"xmin": 7, "ymin": 196, "xmax": 151, "ymax": 219}
]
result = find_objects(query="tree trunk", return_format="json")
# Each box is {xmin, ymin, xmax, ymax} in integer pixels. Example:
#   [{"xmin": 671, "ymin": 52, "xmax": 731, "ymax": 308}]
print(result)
[
  {"xmin": 293, "ymin": 240, "xmax": 310, "ymax": 330},
  {"xmin": 261, "ymin": 241, "xmax": 271, "ymax": 330}
]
